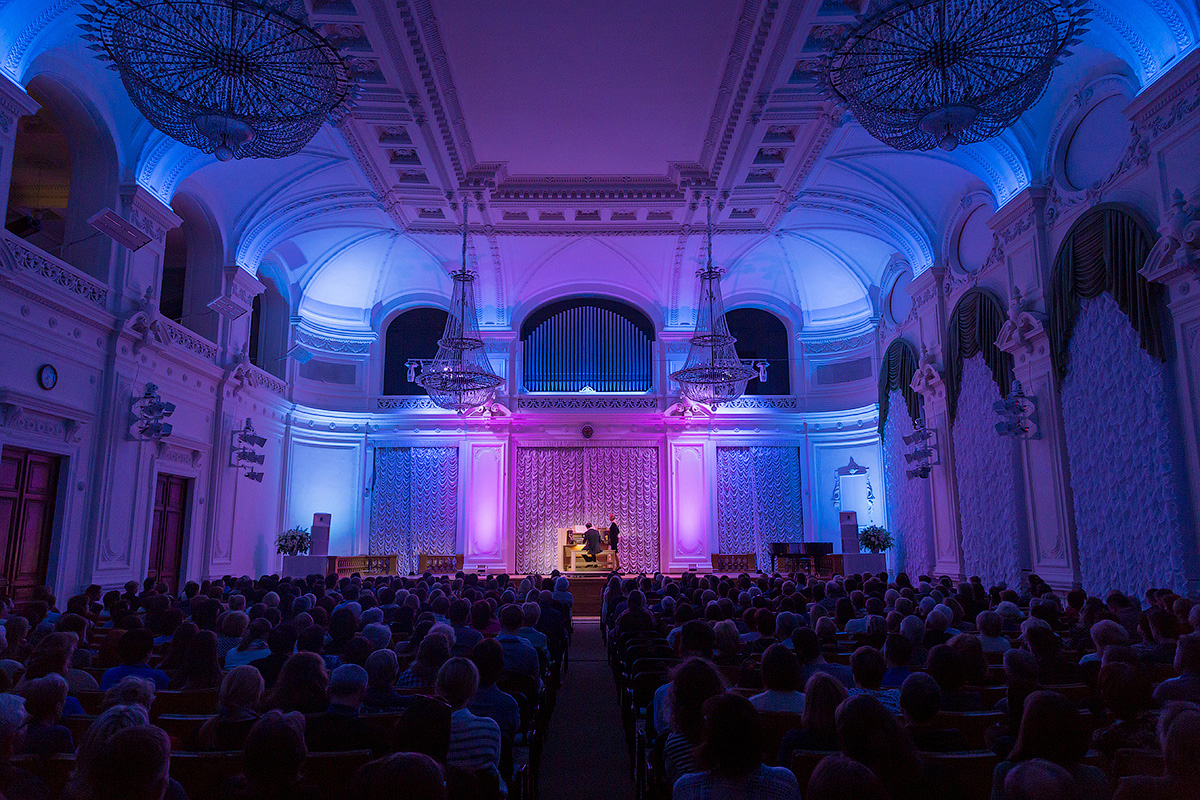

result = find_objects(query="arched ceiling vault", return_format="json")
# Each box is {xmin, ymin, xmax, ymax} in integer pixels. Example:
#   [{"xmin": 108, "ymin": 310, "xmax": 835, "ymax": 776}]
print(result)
[{"xmin": 1, "ymin": 0, "xmax": 1195, "ymax": 337}]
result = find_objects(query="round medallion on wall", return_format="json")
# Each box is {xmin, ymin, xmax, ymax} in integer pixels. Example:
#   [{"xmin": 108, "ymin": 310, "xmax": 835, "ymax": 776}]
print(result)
[
  {"xmin": 37, "ymin": 364, "xmax": 57, "ymax": 391},
  {"xmin": 581, "ymin": 424, "xmax": 594, "ymax": 439}
]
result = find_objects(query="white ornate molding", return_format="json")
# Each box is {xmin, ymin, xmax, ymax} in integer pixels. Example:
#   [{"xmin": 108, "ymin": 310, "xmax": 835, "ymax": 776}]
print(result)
[
  {"xmin": 0, "ymin": 74, "xmax": 38, "ymax": 134},
  {"xmin": 910, "ymin": 362, "xmax": 946, "ymax": 403},
  {"xmin": 0, "ymin": 388, "xmax": 91, "ymax": 444},
  {"xmin": 0, "ymin": 231, "xmax": 110, "ymax": 308},
  {"xmin": 121, "ymin": 184, "xmax": 182, "ymax": 244},
  {"xmin": 996, "ymin": 311, "xmax": 1048, "ymax": 358},
  {"xmin": 1141, "ymin": 190, "xmax": 1200, "ymax": 294}
]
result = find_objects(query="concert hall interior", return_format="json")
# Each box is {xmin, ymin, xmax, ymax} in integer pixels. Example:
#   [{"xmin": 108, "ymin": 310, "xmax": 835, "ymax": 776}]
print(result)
[{"xmin": 1, "ymin": 0, "xmax": 1200, "ymax": 797}]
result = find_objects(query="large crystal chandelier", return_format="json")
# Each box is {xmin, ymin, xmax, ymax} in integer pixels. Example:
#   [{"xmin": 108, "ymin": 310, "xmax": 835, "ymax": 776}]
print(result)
[
  {"xmin": 414, "ymin": 207, "xmax": 503, "ymax": 414},
  {"xmin": 79, "ymin": 0, "xmax": 355, "ymax": 160},
  {"xmin": 820, "ymin": 0, "xmax": 1088, "ymax": 151},
  {"xmin": 670, "ymin": 198, "xmax": 762, "ymax": 407}
]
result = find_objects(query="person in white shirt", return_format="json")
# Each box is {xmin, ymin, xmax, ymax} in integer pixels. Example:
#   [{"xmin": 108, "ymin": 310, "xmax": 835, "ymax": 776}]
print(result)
[
  {"xmin": 976, "ymin": 610, "xmax": 1013, "ymax": 653},
  {"xmin": 749, "ymin": 643, "xmax": 805, "ymax": 714}
]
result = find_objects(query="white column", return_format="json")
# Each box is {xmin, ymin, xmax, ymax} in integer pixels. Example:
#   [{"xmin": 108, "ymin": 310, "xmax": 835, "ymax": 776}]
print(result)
[
  {"xmin": 665, "ymin": 436, "xmax": 714, "ymax": 572},
  {"xmin": 1142, "ymin": 192, "xmax": 1200, "ymax": 587},
  {"xmin": 462, "ymin": 437, "xmax": 510, "ymax": 572},
  {"xmin": 910, "ymin": 361, "xmax": 964, "ymax": 580},
  {"xmin": 0, "ymin": 76, "xmax": 39, "ymax": 225},
  {"xmin": 996, "ymin": 311, "xmax": 1082, "ymax": 588}
]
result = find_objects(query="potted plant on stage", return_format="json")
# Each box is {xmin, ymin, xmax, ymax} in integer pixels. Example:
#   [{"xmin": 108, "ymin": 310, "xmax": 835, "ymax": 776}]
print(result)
[
  {"xmin": 277, "ymin": 526, "xmax": 312, "ymax": 556},
  {"xmin": 858, "ymin": 525, "xmax": 894, "ymax": 555}
]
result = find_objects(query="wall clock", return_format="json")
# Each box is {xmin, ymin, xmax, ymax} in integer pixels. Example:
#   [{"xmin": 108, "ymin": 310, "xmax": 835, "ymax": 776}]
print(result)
[{"xmin": 37, "ymin": 364, "xmax": 57, "ymax": 390}]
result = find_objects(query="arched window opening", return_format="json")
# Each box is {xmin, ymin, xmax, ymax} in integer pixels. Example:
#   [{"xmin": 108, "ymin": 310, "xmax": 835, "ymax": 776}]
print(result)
[
  {"xmin": 250, "ymin": 271, "xmax": 289, "ymax": 378},
  {"xmin": 520, "ymin": 298, "xmax": 655, "ymax": 393},
  {"xmin": 384, "ymin": 307, "xmax": 448, "ymax": 395},
  {"xmin": 725, "ymin": 307, "xmax": 790, "ymax": 395},
  {"xmin": 5, "ymin": 106, "xmax": 71, "ymax": 259},
  {"xmin": 160, "ymin": 194, "xmax": 222, "ymax": 341}
]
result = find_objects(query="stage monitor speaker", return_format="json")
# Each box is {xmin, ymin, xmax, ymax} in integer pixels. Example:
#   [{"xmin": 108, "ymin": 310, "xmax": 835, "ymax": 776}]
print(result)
[
  {"xmin": 839, "ymin": 510, "xmax": 859, "ymax": 553},
  {"xmin": 310, "ymin": 513, "xmax": 331, "ymax": 556}
]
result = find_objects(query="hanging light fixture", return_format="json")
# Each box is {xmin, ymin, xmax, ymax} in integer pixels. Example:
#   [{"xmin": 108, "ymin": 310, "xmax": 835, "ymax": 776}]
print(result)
[
  {"xmin": 670, "ymin": 197, "xmax": 764, "ymax": 407},
  {"xmin": 79, "ymin": 0, "xmax": 356, "ymax": 160},
  {"xmin": 820, "ymin": 0, "xmax": 1088, "ymax": 151},
  {"xmin": 413, "ymin": 202, "xmax": 503, "ymax": 414}
]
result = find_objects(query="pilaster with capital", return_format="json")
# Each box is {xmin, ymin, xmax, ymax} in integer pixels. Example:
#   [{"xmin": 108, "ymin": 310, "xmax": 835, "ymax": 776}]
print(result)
[
  {"xmin": 909, "ymin": 360, "xmax": 964, "ymax": 580},
  {"xmin": 117, "ymin": 185, "xmax": 181, "ymax": 311},
  {"xmin": 995, "ymin": 308, "xmax": 1081, "ymax": 588},
  {"xmin": 0, "ymin": 76, "xmax": 40, "ymax": 225},
  {"xmin": 1142, "ymin": 190, "xmax": 1200, "ymax": 552}
]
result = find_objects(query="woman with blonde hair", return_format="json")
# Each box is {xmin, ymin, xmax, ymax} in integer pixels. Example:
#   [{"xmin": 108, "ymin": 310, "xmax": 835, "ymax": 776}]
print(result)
[{"xmin": 198, "ymin": 666, "xmax": 264, "ymax": 750}]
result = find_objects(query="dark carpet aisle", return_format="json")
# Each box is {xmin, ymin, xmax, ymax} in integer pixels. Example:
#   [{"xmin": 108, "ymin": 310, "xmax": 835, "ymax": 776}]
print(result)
[{"xmin": 538, "ymin": 620, "xmax": 634, "ymax": 799}]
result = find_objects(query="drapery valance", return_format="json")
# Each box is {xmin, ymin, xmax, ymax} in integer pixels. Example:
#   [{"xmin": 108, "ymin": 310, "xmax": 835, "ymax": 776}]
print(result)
[
  {"xmin": 1048, "ymin": 207, "xmax": 1165, "ymax": 383},
  {"xmin": 946, "ymin": 290, "xmax": 1013, "ymax": 421},
  {"xmin": 878, "ymin": 338, "xmax": 922, "ymax": 435}
]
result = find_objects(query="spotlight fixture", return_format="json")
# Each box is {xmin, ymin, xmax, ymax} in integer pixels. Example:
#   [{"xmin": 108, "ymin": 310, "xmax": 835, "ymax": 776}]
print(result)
[
  {"xmin": 130, "ymin": 383, "xmax": 175, "ymax": 441},
  {"xmin": 230, "ymin": 417, "xmax": 268, "ymax": 479},
  {"xmin": 994, "ymin": 381, "xmax": 1038, "ymax": 438},
  {"xmin": 904, "ymin": 414, "xmax": 939, "ymax": 479}
]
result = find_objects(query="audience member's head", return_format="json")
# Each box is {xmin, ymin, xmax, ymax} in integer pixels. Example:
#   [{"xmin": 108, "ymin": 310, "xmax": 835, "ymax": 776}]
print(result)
[
  {"xmin": 82, "ymin": 725, "xmax": 171, "ymax": 800},
  {"xmin": 1002, "ymin": 759, "xmax": 1080, "ymax": 800},
  {"xmin": 1008, "ymin": 690, "xmax": 1089, "ymax": 768},
  {"xmin": 667, "ymin": 658, "xmax": 725, "ymax": 741},
  {"xmin": 329, "ymin": 663, "xmax": 369, "ymax": 708},
  {"xmin": 694, "ymin": 694, "xmax": 762, "ymax": 780},
  {"xmin": 435, "ymin": 656, "xmax": 480, "ymax": 711},
  {"xmin": 761, "ymin": 643, "xmax": 799, "ymax": 692},
  {"xmin": 850, "ymin": 646, "xmax": 887, "ymax": 691},
  {"xmin": 899, "ymin": 671, "xmax": 942, "ymax": 725},
  {"xmin": 802, "ymin": 672, "xmax": 849, "ymax": 740},
  {"xmin": 836, "ymin": 693, "xmax": 922, "ymax": 793},
  {"xmin": 243, "ymin": 710, "xmax": 308, "ymax": 794}
]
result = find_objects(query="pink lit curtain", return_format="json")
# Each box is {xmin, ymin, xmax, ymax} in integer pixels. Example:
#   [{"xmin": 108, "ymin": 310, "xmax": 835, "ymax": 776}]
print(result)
[
  {"xmin": 716, "ymin": 446, "xmax": 803, "ymax": 572},
  {"xmin": 370, "ymin": 447, "xmax": 459, "ymax": 573},
  {"xmin": 515, "ymin": 446, "xmax": 659, "ymax": 574}
]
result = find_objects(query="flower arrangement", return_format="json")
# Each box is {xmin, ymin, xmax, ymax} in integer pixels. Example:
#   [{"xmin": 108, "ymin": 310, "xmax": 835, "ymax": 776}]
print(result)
[
  {"xmin": 276, "ymin": 526, "xmax": 311, "ymax": 556},
  {"xmin": 858, "ymin": 525, "xmax": 894, "ymax": 554}
]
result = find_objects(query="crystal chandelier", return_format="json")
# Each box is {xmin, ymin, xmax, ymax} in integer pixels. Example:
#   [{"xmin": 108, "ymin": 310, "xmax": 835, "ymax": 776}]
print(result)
[
  {"xmin": 670, "ymin": 198, "xmax": 763, "ymax": 407},
  {"xmin": 414, "ymin": 206, "xmax": 503, "ymax": 414},
  {"xmin": 79, "ymin": 0, "xmax": 355, "ymax": 160},
  {"xmin": 820, "ymin": 0, "xmax": 1088, "ymax": 151}
]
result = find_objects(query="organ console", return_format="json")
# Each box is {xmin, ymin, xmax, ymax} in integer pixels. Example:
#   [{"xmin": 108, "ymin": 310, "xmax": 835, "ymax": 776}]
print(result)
[{"xmin": 558, "ymin": 526, "xmax": 614, "ymax": 571}]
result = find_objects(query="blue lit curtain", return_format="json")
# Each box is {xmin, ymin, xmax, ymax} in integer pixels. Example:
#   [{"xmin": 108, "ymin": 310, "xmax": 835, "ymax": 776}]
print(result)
[
  {"xmin": 370, "ymin": 447, "xmax": 459, "ymax": 573},
  {"xmin": 515, "ymin": 446, "xmax": 660, "ymax": 574},
  {"xmin": 716, "ymin": 446, "xmax": 803, "ymax": 571}
]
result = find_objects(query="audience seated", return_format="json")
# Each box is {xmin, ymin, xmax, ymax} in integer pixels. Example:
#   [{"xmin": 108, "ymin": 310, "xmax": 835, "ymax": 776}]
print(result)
[
  {"xmin": 673, "ymin": 693, "xmax": 800, "ymax": 800},
  {"xmin": 467, "ymin": 639, "xmax": 520, "ymax": 738},
  {"xmin": 662, "ymin": 657, "xmax": 725, "ymax": 786},
  {"xmin": 806, "ymin": 754, "xmax": 889, "ymax": 800},
  {"xmin": 15, "ymin": 675, "xmax": 73, "ymax": 757},
  {"xmin": 848, "ymin": 646, "xmax": 902, "ymax": 715},
  {"xmin": 1113, "ymin": 703, "xmax": 1200, "ymax": 800},
  {"xmin": 99, "ymin": 629, "xmax": 170, "ymax": 690},
  {"xmin": 900, "ymin": 672, "xmax": 968, "ymax": 752},
  {"xmin": 990, "ymin": 690, "xmax": 1111, "ymax": 800},
  {"xmin": 777, "ymin": 672, "xmax": 847, "ymax": 764},
  {"xmin": 437, "ymin": 657, "xmax": 502, "ymax": 784},
  {"xmin": 749, "ymin": 643, "xmax": 805, "ymax": 713},
  {"xmin": 1152, "ymin": 632, "xmax": 1200, "ymax": 704},
  {"xmin": 306, "ymin": 664, "xmax": 371, "ymax": 753},
  {"xmin": 198, "ymin": 665, "xmax": 263, "ymax": 750}
]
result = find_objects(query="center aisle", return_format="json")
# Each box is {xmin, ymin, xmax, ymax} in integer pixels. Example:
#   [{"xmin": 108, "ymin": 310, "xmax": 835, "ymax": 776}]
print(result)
[{"xmin": 538, "ymin": 620, "xmax": 634, "ymax": 799}]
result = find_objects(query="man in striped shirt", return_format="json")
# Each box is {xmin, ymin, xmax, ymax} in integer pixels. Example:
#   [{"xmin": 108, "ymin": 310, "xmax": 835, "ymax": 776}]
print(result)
[{"xmin": 436, "ymin": 656, "xmax": 502, "ymax": 785}]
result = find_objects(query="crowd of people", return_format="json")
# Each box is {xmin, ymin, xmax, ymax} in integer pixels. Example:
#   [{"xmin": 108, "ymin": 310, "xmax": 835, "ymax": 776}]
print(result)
[
  {"xmin": 603, "ymin": 571, "xmax": 1200, "ymax": 800},
  {"xmin": 0, "ymin": 571, "xmax": 573, "ymax": 800}
]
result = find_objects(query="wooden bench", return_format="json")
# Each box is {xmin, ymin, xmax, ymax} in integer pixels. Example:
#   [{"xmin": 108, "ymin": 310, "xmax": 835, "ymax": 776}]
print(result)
[
  {"xmin": 758, "ymin": 712, "xmax": 803, "ymax": 767},
  {"xmin": 921, "ymin": 750, "xmax": 1000, "ymax": 798}
]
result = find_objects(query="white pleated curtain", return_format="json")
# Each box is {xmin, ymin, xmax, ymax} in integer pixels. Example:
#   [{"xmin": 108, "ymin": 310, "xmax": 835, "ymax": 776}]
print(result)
[
  {"xmin": 515, "ymin": 446, "xmax": 659, "ymax": 574},
  {"xmin": 370, "ymin": 447, "xmax": 459, "ymax": 574},
  {"xmin": 716, "ymin": 446, "xmax": 803, "ymax": 571}
]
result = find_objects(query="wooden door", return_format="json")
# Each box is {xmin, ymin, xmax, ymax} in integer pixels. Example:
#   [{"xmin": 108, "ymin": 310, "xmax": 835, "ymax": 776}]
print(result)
[
  {"xmin": 0, "ymin": 446, "xmax": 60, "ymax": 601},
  {"xmin": 150, "ymin": 473, "xmax": 189, "ymax": 592}
]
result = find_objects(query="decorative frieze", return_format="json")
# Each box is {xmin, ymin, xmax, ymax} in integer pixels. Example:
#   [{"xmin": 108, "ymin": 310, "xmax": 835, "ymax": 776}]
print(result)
[
  {"xmin": 0, "ymin": 232, "xmax": 109, "ymax": 308},
  {"xmin": 516, "ymin": 397, "xmax": 660, "ymax": 411}
]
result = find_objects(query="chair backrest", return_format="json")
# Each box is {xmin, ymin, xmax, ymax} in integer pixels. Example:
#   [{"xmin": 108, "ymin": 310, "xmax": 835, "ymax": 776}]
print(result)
[
  {"xmin": 153, "ymin": 688, "xmax": 220, "ymax": 717},
  {"xmin": 921, "ymin": 750, "xmax": 1001, "ymax": 799},
  {"xmin": 631, "ymin": 670, "xmax": 671, "ymax": 709},
  {"xmin": 11, "ymin": 753, "xmax": 76, "ymax": 798},
  {"xmin": 933, "ymin": 711, "xmax": 1003, "ymax": 750},
  {"xmin": 74, "ymin": 690, "xmax": 106, "ymax": 716},
  {"xmin": 1112, "ymin": 748, "xmax": 1164, "ymax": 779},
  {"xmin": 155, "ymin": 714, "xmax": 212, "ymax": 749},
  {"xmin": 629, "ymin": 657, "xmax": 678, "ymax": 678},
  {"xmin": 1044, "ymin": 683, "xmax": 1091, "ymax": 703},
  {"xmin": 301, "ymin": 750, "xmax": 375, "ymax": 795},
  {"xmin": 757, "ymin": 711, "xmax": 803, "ymax": 767},
  {"xmin": 62, "ymin": 714, "xmax": 96, "ymax": 740},
  {"xmin": 169, "ymin": 751, "xmax": 243, "ymax": 800}
]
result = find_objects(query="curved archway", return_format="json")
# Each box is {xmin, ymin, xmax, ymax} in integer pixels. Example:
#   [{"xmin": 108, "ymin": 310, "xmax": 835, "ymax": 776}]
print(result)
[
  {"xmin": 519, "ymin": 297, "xmax": 655, "ymax": 393},
  {"xmin": 383, "ymin": 307, "xmax": 449, "ymax": 396},
  {"xmin": 161, "ymin": 192, "xmax": 223, "ymax": 340},
  {"xmin": 725, "ymin": 307, "xmax": 790, "ymax": 395},
  {"xmin": 8, "ymin": 74, "xmax": 118, "ymax": 279}
]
